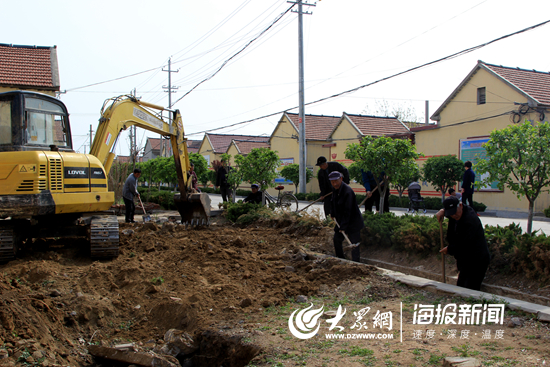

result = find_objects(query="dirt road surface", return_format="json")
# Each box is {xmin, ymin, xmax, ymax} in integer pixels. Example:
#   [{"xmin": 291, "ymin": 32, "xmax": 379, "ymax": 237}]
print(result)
[{"xmin": 0, "ymin": 214, "xmax": 548, "ymax": 366}]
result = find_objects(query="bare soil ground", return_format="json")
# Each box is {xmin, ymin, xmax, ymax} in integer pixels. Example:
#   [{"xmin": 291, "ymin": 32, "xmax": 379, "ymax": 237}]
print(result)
[{"xmin": 0, "ymin": 213, "xmax": 549, "ymax": 367}]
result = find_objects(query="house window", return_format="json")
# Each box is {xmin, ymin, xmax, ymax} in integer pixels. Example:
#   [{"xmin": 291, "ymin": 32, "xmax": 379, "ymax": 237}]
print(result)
[{"xmin": 477, "ymin": 87, "xmax": 486, "ymax": 105}]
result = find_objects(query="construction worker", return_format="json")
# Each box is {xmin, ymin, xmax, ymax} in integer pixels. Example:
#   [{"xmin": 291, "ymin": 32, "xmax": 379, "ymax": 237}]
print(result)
[
  {"xmin": 329, "ymin": 171, "xmax": 364, "ymax": 262},
  {"xmin": 122, "ymin": 168, "xmax": 141, "ymax": 223},
  {"xmin": 316, "ymin": 156, "xmax": 350, "ymax": 217},
  {"xmin": 243, "ymin": 183, "xmax": 262, "ymax": 204}
]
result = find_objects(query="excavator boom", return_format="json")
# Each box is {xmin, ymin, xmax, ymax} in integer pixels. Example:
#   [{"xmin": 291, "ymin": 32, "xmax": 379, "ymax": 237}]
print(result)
[{"xmin": 91, "ymin": 95, "xmax": 211, "ymax": 223}]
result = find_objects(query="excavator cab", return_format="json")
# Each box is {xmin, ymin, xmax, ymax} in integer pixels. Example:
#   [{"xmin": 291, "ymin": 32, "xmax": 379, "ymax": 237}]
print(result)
[{"xmin": 0, "ymin": 91, "xmax": 72, "ymax": 152}]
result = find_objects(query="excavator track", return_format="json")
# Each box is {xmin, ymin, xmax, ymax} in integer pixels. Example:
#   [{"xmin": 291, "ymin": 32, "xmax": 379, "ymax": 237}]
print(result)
[
  {"xmin": 0, "ymin": 226, "xmax": 16, "ymax": 263},
  {"xmin": 89, "ymin": 215, "xmax": 119, "ymax": 258}
]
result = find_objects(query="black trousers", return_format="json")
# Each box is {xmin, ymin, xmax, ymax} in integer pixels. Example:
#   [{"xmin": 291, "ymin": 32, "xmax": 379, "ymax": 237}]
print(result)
[
  {"xmin": 220, "ymin": 185, "xmax": 230, "ymax": 202},
  {"xmin": 365, "ymin": 188, "xmax": 390, "ymax": 213},
  {"xmin": 334, "ymin": 230, "xmax": 361, "ymax": 262},
  {"xmin": 123, "ymin": 197, "xmax": 135, "ymax": 223},
  {"xmin": 323, "ymin": 196, "xmax": 331, "ymax": 217},
  {"xmin": 462, "ymin": 192, "xmax": 473, "ymax": 206},
  {"xmin": 456, "ymin": 258, "xmax": 489, "ymax": 291}
]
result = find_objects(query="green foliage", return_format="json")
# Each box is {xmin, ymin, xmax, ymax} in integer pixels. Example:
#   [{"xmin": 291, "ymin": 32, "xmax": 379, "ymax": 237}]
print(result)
[
  {"xmin": 361, "ymin": 211, "xmax": 444, "ymax": 254},
  {"xmin": 345, "ymin": 136, "xmax": 421, "ymax": 215},
  {"xmin": 422, "ymin": 155, "xmax": 464, "ymax": 202},
  {"xmin": 348, "ymin": 162, "xmax": 364, "ymax": 185},
  {"xmin": 137, "ymin": 156, "xmax": 178, "ymax": 188},
  {"xmin": 151, "ymin": 276, "xmax": 164, "ymax": 285},
  {"xmin": 235, "ymin": 148, "xmax": 280, "ymax": 189},
  {"xmin": 225, "ymin": 202, "xmax": 265, "ymax": 222},
  {"xmin": 189, "ymin": 152, "xmax": 209, "ymax": 187},
  {"xmin": 280, "ymin": 163, "xmax": 313, "ymax": 193},
  {"xmin": 476, "ymin": 121, "xmax": 550, "ymax": 234},
  {"xmin": 392, "ymin": 161, "xmax": 421, "ymax": 200},
  {"xmin": 545, "ymin": 206, "xmax": 550, "ymax": 218},
  {"xmin": 138, "ymin": 187, "xmax": 176, "ymax": 209}
]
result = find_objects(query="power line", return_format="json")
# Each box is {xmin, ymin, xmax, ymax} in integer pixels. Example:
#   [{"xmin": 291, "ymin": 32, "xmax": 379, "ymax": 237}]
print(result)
[
  {"xmin": 65, "ymin": 66, "xmax": 162, "ymax": 92},
  {"xmin": 171, "ymin": 4, "xmax": 295, "ymax": 107},
  {"xmin": 188, "ymin": 18, "xmax": 550, "ymax": 136}
]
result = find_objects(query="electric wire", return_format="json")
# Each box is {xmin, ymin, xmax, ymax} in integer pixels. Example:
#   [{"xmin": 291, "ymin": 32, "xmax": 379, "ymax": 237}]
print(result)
[
  {"xmin": 187, "ymin": 18, "xmax": 550, "ymax": 136},
  {"xmin": 170, "ymin": 4, "xmax": 295, "ymax": 107}
]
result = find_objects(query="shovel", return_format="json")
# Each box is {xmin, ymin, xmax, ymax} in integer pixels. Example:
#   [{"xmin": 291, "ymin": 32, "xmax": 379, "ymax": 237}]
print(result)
[
  {"xmin": 138, "ymin": 195, "xmax": 152, "ymax": 223},
  {"xmin": 333, "ymin": 218, "xmax": 360, "ymax": 251},
  {"xmin": 297, "ymin": 192, "xmax": 332, "ymax": 213},
  {"xmin": 439, "ymin": 220, "xmax": 446, "ymax": 283}
]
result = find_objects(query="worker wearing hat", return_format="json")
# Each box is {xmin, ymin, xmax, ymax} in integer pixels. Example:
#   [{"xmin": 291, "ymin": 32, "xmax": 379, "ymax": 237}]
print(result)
[
  {"xmin": 329, "ymin": 171, "xmax": 364, "ymax": 262},
  {"xmin": 316, "ymin": 156, "xmax": 350, "ymax": 217},
  {"xmin": 243, "ymin": 183, "xmax": 263, "ymax": 204},
  {"xmin": 436, "ymin": 196, "xmax": 490, "ymax": 290}
]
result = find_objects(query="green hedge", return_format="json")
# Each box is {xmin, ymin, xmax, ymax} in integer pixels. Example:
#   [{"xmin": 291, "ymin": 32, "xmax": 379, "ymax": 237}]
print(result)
[
  {"xmin": 138, "ymin": 187, "xmax": 176, "ymax": 210},
  {"xmin": 362, "ymin": 213, "xmax": 549, "ymax": 282}
]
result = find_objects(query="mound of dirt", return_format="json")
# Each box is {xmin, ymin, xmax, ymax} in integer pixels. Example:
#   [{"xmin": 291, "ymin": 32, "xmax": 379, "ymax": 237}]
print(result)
[{"xmin": 0, "ymin": 219, "xmax": 384, "ymax": 366}]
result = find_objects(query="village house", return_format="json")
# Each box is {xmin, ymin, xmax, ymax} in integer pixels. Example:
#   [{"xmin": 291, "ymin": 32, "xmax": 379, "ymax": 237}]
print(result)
[{"xmin": 414, "ymin": 60, "xmax": 550, "ymax": 215}]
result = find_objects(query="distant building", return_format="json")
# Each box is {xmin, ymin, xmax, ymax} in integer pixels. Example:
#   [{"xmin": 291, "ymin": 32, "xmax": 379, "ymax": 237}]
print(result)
[
  {"xmin": 198, "ymin": 134, "xmax": 270, "ymax": 165},
  {"xmin": 187, "ymin": 140, "xmax": 202, "ymax": 153},
  {"xmin": 0, "ymin": 43, "xmax": 60, "ymax": 96},
  {"xmin": 415, "ymin": 60, "xmax": 550, "ymax": 215}
]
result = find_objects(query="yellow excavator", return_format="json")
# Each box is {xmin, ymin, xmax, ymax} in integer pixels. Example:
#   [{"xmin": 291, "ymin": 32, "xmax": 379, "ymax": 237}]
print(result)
[{"xmin": 0, "ymin": 90, "xmax": 210, "ymax": 262}]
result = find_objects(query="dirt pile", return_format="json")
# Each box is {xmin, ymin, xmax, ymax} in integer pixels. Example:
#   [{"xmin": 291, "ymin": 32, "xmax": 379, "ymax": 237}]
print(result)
[{"xmin": 0, "ymin": 219, "xmax": 381, "ymax": 366}]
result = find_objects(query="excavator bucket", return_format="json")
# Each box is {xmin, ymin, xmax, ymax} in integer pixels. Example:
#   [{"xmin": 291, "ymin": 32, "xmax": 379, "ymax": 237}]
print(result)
[{"xmin": 174, "ymin": 193, "xmax": 211, "ymax": 225}]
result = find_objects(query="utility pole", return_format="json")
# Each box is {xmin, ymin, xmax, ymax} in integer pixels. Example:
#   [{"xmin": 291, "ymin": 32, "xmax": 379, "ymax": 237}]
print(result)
[
  {"xmin": 131, "ymin": 88, "xmax": 137, "ymax": 167},
  {"xmin": 163, "ymin": 58, "xmax": 179, "ymax": 157},
  {"xmin": 89, "ymin": 125, "xmax": 93, "ymax": 154},
  {"xmin": 289, "ymin": 0, "xmax": 315, "ymax": 194}
]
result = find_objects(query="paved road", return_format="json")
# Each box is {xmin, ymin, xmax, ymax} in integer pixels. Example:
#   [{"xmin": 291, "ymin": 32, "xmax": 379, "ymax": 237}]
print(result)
[{"xmin": 207, "ymin": 193, "xmax": 550, "ymax": 235}]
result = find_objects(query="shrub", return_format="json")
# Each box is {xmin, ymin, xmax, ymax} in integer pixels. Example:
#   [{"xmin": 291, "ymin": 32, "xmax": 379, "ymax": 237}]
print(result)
[
  {"xmin": 545, "ymin": 206, "xmax": 550, "ymax": 218},
  {"xmin": 225, "ymin": 202, "xmax": 264, "ymax": 223}
]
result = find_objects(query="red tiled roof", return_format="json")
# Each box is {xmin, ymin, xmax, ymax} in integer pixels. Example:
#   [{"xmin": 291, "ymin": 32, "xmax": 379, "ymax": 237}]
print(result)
[
  {"xmin": 232, "ymin": 140, "xmax": 270, "ymax": 155},
  {"xmin": 345, "ymin": 114, "xmax": 411, "ymax": 137},
  {"xmin": 115, "ymin": 155, "xmax": 131, "ymax": 163},
  {"xmin": 0, "ymin": 43, "xmax": 59, "ymax": 90},
  {"xmin": 483, "ymin": 62, "xmax": 550, "ymax": 105},
  {"xmin": 207, "ymin": 134, "xmax": 269, "ymax": 154},
  {"xmin": 285, "ymin": 113, "xmax": 341, "ymax": 141},
  {"xmin": 187, "ymin": 140, "xmax": 201, "ymax": 153}
]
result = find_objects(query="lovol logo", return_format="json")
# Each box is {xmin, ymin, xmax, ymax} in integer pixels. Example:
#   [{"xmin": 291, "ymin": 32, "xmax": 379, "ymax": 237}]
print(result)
[
  {"xmin": 64, "ymin": 167, "xmax": 89, "ymax": 179},
  {"xmin": 288, "ymin": 303, "xmax": 324, "ymax": 340}
]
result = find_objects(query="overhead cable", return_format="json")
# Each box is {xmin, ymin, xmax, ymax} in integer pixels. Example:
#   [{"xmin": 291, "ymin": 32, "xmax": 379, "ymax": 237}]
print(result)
[
  {"xmin": 171, "ymin": 4, "xmax": 295, "ymax": 107},
  {"xmin": 188, "ymin": 18, "xmax": 550, "ymax": 136}
]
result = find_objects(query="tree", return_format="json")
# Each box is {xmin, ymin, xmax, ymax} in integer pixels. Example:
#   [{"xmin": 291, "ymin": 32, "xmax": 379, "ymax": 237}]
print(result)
[
  {"xmin": 348, "ymin": 162, "xmax": 364, "ymax": 185},
  {"xmin": 280, "ymin": 163, "xmax": 313, "ymax": 193},
  {"xmin": 345, "ymin": 136, "xmax": 421, "ymax": 214},
  {"xmin": 189, "ymin": 152, "xmax": 209, "ymax": 188},
  {"xmin": 363, "ymin": 100, "xmax": 422, "ymax": 124},
  {"xmin": 235, "ymin": 148, "xmax": 280, "ymax": 190},
  {"xmin": 476, "ymin": 121, "xmax": 550, "ymax": 234},
  {"xmin": 422, "ymin": 155, "xmax": 464, "ymax": 203},
  {"xmin": 392, "ymin": 161, "xmax": 421, "ymax": 205}
]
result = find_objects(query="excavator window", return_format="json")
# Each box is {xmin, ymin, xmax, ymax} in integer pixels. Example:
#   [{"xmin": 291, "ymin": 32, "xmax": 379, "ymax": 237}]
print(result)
[
  {"xmin": 0, "ymin": 100, "xmax": 11, "ymax": 145},
  {"xmin": 24, "ymin": 97, "xmax": 70, "ymax": 148}
]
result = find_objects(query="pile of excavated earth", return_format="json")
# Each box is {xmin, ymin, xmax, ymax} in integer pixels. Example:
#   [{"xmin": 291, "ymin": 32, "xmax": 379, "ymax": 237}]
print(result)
[
  {"xmin": 0, "ymin": 215, "xmax": 390, "ymax": 366},
  {"xmin": 1, "ymin": 214, "xmax": 550, "ymax": 366}
]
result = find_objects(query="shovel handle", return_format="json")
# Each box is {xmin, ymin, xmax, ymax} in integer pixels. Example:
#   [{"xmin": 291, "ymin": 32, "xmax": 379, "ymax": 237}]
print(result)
[
  {"xmin": 333, "ymin": 217, "xmax": 353, "ymax": 246},
  {"xmin": 358, "ymin": 184, "xmax": 379, "ymax": 207},
  {"xmin": 439, "ymin": 221, "xmax": 446, "ymax": 284},
  {"xmin": 297, "ymin": 192, "xmax": 332, "ymax": 213},
  {"xmin": 138, "ymin": 195, "xmax": 147, "ymax": 215}
]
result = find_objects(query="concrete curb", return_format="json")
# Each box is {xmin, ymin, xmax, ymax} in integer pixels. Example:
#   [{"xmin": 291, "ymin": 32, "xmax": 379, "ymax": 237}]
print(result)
[{"xmin": 312, "ymin": 251, "xmax": 550, "ymax": 322}]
